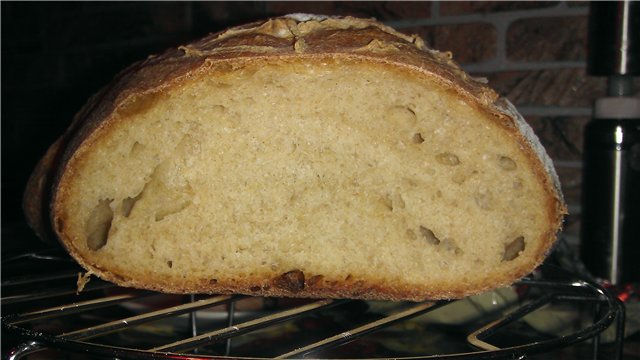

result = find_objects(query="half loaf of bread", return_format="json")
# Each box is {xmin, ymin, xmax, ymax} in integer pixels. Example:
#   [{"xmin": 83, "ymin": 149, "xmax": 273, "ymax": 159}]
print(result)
[{"xmin": 24, "ymin": 15, "xmax": 566, "ymax": 301}]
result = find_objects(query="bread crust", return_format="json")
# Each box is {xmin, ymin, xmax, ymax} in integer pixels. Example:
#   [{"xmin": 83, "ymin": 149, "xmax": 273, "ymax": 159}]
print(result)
[{"xmin": 26, "ymin": 15, "xmax": 567, "ymax": 301}]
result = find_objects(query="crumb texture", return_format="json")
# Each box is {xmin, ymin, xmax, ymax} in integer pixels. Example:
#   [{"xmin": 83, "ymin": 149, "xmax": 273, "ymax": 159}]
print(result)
[{"xmin": 57, "ymin": 60, "xmax": 557, "ymax": 300}]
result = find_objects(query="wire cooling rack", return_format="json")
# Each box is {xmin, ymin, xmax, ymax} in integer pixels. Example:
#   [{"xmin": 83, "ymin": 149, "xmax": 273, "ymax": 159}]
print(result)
[{"xmin": 1, "ymin": 249, "xmax": 625, "ymax": 360}]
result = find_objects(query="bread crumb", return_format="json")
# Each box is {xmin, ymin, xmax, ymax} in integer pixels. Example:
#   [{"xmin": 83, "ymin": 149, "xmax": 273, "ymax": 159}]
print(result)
[{"xmin": 77, "ymin": 271, "xmax": 94, "ymax": 294}]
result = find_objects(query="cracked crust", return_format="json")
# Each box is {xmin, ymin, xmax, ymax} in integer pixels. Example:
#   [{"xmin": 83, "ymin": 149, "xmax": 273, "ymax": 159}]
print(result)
[{"xmin": 24, "ymin": 15, "xmax": 566, "ymax": 301}]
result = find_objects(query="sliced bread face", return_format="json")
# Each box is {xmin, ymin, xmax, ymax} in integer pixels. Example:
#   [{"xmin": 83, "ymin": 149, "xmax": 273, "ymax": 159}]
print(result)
[{"xmin": 33, "ymin": 16, "xmax": 566, "ymax": 301}]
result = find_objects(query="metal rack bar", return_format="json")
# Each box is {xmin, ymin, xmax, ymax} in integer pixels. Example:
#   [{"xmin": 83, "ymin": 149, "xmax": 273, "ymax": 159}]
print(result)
[
  {"xmin": 1, "ymin": 282, "xmax": 116, "ymax": 306},
  {"xmin": 517, "ymin": 279, "xmax": 593, "ymax": 291},
  {"xmin": 613, "ymin": 298, "xmax": 626, "ymax": 360},
  {"xmin": 276, "ymin": 301, "xmax": 443, "ymax": 358},
  {"xmin": 189, "ymin": 294, "xmax": 200, "ymax": 355},
  {"xmin": 2, "ymin": 250, "xmax": 75, "ymax": 264},
  {"xmin": 6, "ymin": 341, "xmax": 44, "ymax": 360},
  {"xmin": 150, "ymin": 299, "xmax": 347, "ymax": 353},
  {"xmin": 1, "ymin": 271, "xmax": 79, "ymax": 287},
  {"xmin": 61, "ymin": 295, "xmax": 235, "ymax": 340},
  {"xmin": 465, "ymin": 280, "xmax": 623, "ymax": 359},
  {"xmin": 225, "ymin": 299, "xmax": 236, "ymax": 356},
  {"xmin": 6, "ymin": 292, "xmax": 153, "ymax": 325},
  {"xmin": 467, "ymin": 293, "xmax": 555, "ymax": 351},
  {"xmin": 592, "ymin": 301, "xmax": 602, "ymax": 359}
]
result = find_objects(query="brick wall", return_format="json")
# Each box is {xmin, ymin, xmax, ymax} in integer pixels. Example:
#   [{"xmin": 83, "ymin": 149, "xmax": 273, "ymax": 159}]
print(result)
[{"xmin": 3, "ymin": 1, "xmax": 633, "ymax": 248}]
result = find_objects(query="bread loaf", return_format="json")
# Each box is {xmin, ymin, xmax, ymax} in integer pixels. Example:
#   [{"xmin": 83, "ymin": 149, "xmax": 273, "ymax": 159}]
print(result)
[{"xmin": 24, "ymin": 15, "xmax": 566, "ymax": 301}]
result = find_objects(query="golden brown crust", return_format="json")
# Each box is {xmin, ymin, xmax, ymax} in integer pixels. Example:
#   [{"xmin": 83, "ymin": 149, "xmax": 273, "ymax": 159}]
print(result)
[
  {"xmin": 25, "ymin": 15, "xmax": 567, "ymax": 301},
  {"xmin": 71, "ymin": 259, "xmax": 486, "ymax": 301}
]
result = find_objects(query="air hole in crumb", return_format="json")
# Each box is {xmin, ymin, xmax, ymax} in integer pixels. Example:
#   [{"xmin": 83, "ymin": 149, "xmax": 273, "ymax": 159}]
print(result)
[
  {"xmin": 209, "ymin": 279, "xmax": 218, "ymax": 285},
  {"xmin": 503, "ymin": 236, "xmax": 525, "ymax": 261},
  {"xmin": 273, "ymin": 270, "xmax": 305, "ymax": 293},
  {"xmin": 403, "ymin": 177, "xmax": 418, "ymax": 187},
  {"xmin": 474, "ymin": 191, "xmax": 493, "ymax": 210},
  {"xmin": 167, "ymin": 260, "xmax": 173, "ymax": 268},
  {"xmin": 412, "ymin": 133, "xmax": 425, "ymax": 144},
  {"xmin": 380, "ymin": 195, "xmax": 393, "ymax": 211},
  {"xmin": 452, "ymin": 172, "xmax": 466, "ymax": 185},
  {"xmin": 441, "ymin": 238, "xmax": 463, "ymax": 255},
  {"xmin": 383, "ymin": 192, "xmax": 405, "ymax": 211},
  {"xmin": 211, "ymin": 104, "xmax": 227, "ymax": 113},
  {"xmin": 436, "ymin": 152, "xmax": 460, "ymax": 166},
  {"xmin": 392, "ymin": 192, "xmax": 405, "ymax": 209},
  {"xmin": 498, "ymin": 156, "xmax": 517, "ymax": 171},
  {"xmin": 513, "ymin": 178, "xmax": 523, "ymax": 190},
  {"xmin": 86, "ymin": 199, "xmax": 114, "ymax": 251},
  {"xmin": 129, "ymin": 141, "xmax": 145, "ymax": 157},
  {"xmin": 384, "ymin": 106, "xmax": 417, "ymax": 128},
  {"xmin": 419, "ymin": 226, "xmax": 441, "ymax": 245},
  {"xmin": 155, "ymin": 200, "xmax": 192, "ymax": 221},
  {"xmin": 121, "ymin": 192, "xmax": 143, "ymax": 217}
]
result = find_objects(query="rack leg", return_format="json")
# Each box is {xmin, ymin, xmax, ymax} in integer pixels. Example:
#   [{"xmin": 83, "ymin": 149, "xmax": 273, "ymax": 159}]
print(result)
[
  {"xmin": 225, "ymin": 300, "xmax": 236, "ymax": 356},
  {"xmin": 6, "ymin": 341, "xmax": 44, "ymax": 360},
  {"xmin": 592, "ymin": 302, "xmax": 601, "ymax": 360},
  {"xmin": 189, "ymin": 294, "xmax": 198, "ymax": 354},
  {"xmin": 613, "ymin": 299, "xmax": 626, "ymax": 360}
]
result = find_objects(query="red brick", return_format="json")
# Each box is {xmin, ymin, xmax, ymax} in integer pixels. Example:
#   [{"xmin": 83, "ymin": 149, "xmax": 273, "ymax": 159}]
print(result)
[
  {"xmin": 485, "ymin": 69, "xmax": 606, "ymax": 107},
  {"xmin": 525, "ymin": 116, "xmax": 588, "ymax": 161},
  {"xmin": 404, "ymin": 23, "xmax": 496, "ymax": 64},
  {"xmin": 441, "ymin": 1, "xmax": 558, "ymax": 16},
  {"xmin": 265, "ymin": 1, "xmax": 432, "ymax": 21},
  {"xmin": 507, "ymin": 16, "xmax": 588, "ymax": 62}
]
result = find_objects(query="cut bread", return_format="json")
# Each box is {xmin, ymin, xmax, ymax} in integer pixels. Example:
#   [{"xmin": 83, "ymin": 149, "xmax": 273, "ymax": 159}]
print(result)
[{"xmin": 24, "ymin": 15, "xmax": 566, "ymax": 301}]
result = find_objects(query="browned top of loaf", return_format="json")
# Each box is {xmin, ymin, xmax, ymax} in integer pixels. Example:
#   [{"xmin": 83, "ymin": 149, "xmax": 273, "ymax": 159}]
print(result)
[{"xmin": 25, "ymin": 14, "xmax": 566, "ymax": 256}]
